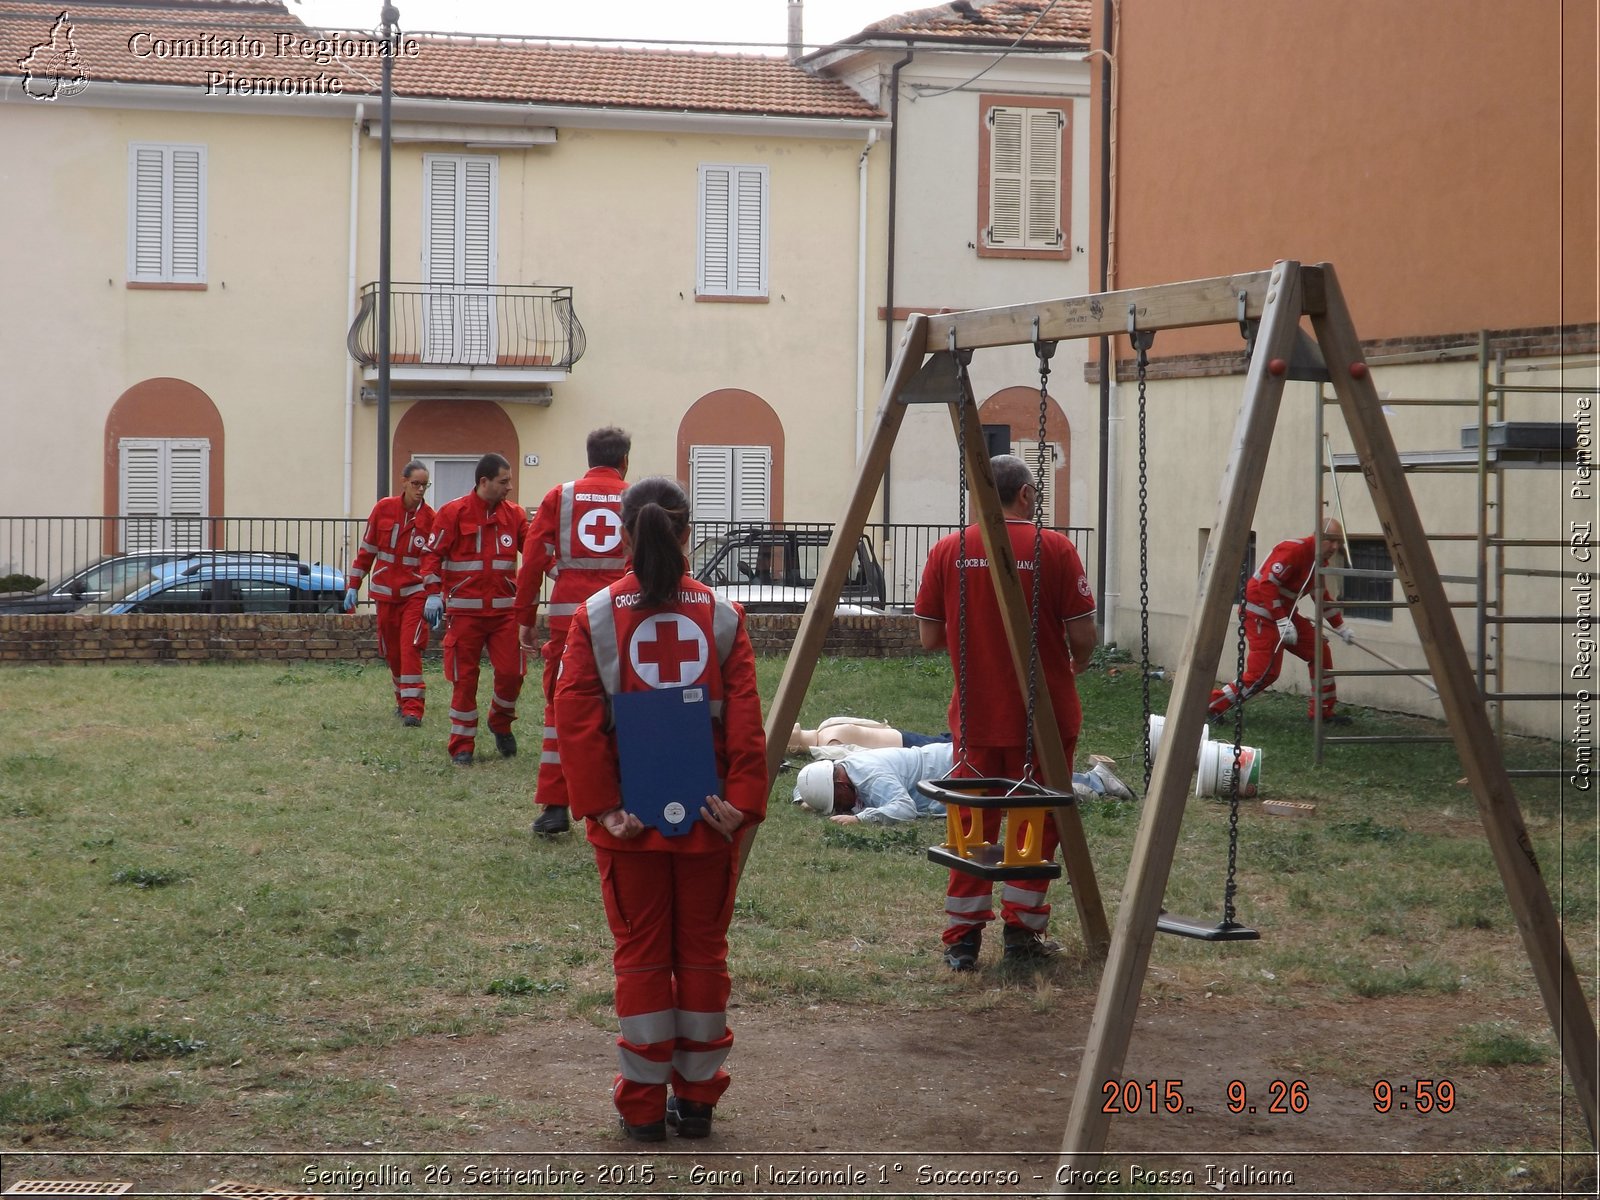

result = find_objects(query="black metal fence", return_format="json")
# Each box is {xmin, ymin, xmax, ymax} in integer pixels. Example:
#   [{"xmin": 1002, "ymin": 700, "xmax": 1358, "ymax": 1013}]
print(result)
[{"xmin": 0, "ymin": 516, "xmax": 1094, "ymax": 614}]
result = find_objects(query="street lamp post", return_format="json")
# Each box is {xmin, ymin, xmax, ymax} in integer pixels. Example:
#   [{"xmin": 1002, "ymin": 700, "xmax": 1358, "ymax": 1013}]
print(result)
[{"xmin": 376, "ymin": 3, "xmax": 399, "ymax": 502}]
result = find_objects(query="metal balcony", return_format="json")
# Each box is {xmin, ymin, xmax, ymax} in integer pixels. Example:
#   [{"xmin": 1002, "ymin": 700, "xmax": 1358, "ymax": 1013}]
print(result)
[{"xmin": 347, "ymin": 283, "xmax": 586, "ymax": 398}]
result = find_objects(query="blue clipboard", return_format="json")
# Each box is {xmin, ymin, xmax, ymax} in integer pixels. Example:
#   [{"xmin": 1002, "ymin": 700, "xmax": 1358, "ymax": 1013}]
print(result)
[{"xmin": 611, "ymin": 685, "xmax": 722, "ymax": 837}]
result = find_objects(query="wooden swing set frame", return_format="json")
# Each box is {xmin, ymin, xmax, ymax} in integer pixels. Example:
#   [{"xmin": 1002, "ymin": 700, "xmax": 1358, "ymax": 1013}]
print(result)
[{"xmin": 745, "ymin": 260, "xmax": 1596, "ymax": 1167}]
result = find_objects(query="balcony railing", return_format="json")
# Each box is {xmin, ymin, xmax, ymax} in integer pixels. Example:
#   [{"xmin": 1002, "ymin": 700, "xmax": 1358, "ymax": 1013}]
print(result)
[{"xmin": 347, "ymin": 283, "xmax": 586, "ymax": 371}]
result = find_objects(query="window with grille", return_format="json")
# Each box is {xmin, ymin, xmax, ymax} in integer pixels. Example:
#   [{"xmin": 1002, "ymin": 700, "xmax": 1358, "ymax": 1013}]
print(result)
[
  {"xmin": 697, "ymin": 164, "xmax": 768, "ymax": 298},
  {"xmin": 689, "ymin": 445, "xmax": 771, "ymax": 523},
  {"xmin": 979, "ymin": 97, "xmax": 1068, "ymax": 260},
  {"xmin": 1341, "ymin": 536, "xmax": 1394, "ymax": 622},
  {"xmin": 128, "ymin": 143, "xmax": 206, "ymax": 283},
  {"xmin": 1200, "ymin": 528, "xmax": 1257, "ymax": 604}
]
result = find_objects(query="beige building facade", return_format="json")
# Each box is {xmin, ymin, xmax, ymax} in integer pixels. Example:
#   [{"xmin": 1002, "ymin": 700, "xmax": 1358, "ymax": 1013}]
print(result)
[{"xmin": 0, "ymin": 0, "xmax": 885, "ymax": 570}]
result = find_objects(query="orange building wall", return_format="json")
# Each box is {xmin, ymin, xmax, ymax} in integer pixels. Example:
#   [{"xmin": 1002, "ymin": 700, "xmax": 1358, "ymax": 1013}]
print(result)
[{"xmin": 1091, "ymin": 0, "xmax": 1597, "ymax": 356}]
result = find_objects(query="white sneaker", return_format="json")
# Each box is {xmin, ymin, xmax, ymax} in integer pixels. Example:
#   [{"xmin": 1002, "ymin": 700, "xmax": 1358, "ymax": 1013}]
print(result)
[{"xmin": 1089, "ymin": 759, "xmax": 1135, "ymax": 801}]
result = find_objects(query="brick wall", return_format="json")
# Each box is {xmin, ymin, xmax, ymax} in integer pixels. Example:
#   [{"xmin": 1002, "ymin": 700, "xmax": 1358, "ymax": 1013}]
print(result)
[{"xmin": 0, "ymin": 612, "xmax": 933, "ymax": 665}]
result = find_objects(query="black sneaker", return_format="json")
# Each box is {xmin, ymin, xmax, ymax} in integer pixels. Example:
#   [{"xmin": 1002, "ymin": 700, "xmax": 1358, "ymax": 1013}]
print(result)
[
  {"xmin": 1003, "ymin": 926, "xmax": 1062, "ymax": 963},
  {"xmin": 401, "ymin": 715, "xmax": 422, "ymax": 728},
  {"xmin": 617, "ymin": 1114, "xmax": 666, "ymax": 1143},
  {"xmin": 531, "ymin": 806, "xmax": 570, "ymax": 837},
  {"xmin": 451, "ymin": 752, "xmax": 473, "ymax": 767},
  {"xmin": 942, "ymin": 928, "xmax": 982, "ymax": 972},
  {"xmin": 494, "ymin": 732, "xmax": 518, "ymax": 758},
  {"xmin": 666, "ymin": 1094, "xmax": 714, "ymax": 1139}
]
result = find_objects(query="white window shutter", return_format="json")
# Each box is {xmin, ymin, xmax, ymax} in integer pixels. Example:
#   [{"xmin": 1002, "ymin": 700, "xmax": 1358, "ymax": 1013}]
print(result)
[
  {"xmin": 689, "ymin": 446, "xmax": 734, "ymax": 523},
  {"xmin": 119, "ymin": 438, "xmax": 209, "ymax": 552},
  {"xmin": 1012, "ymin": 439, "xmax": 1059, "ymax": 526},
  {"xmin": 130, "ymin": 147, "xmax": 166, "ymax": 280},
  {"xmin": 987, "ymin": 106, "xmax": 1064, "ymax": 250},
  {"xmin": 129, "ymin": 143, "xmax": 205, "ymax": 282},
  {"xmin": 699, "ymin": 166, "xmax": 732, "ymax": 295},
  {"xmin": 987, "ymin": 108, "xmax": 1024, "ymax": 247},
  {"xmin": 732, "ymin": 446, "xmax": 771, "ymax": 522},
  {"xmin": 733, "ymin": 167, "xmax": 767, "ymax": 294},
  {"xmin": 169, "ymin": 147, "xmax": 205, "ymax": 280},
  {"xmin": 460, "ymin": 156, "xmax": 495, "ymax": 363},
  {"xmin": 423, "ymin": 156, "xmax": 459, "ymax": 362},
  {"xmin": 699, "ymin": 164, "xmax": 767, "ymax": 297},
  {"xmin": 1025, "ymin": 109, "xmax": 1063, "ymax": 248}
]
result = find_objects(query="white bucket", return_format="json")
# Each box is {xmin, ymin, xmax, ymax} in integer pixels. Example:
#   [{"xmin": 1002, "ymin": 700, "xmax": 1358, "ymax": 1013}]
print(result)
[
  {"xmin": 1194, "ymin": 739, "xmax": 1262, "ymax": 798},
  {"xmin": 1146, "ymin": 713, "xmax": 1209, "ymax": 764}
]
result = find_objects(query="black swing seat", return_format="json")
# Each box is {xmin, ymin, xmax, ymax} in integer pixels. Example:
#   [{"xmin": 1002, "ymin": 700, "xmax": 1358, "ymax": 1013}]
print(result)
[
  {"xmin": 927, "ymin": 842, "xmax": 1061, "ymax": 881},
  {"xmin": 1155, "ymin": 911, "xmax": 1260, "ymax": 942},
  {"xmin": 919, "ymin": 776, "xmax": 1068, "ymax": 882}
]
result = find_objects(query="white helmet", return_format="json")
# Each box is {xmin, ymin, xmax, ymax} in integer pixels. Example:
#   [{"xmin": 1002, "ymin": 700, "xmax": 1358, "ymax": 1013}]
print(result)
[{"xmin": 793, "ymin": 761, "xmax": 836, "ymax": 814}]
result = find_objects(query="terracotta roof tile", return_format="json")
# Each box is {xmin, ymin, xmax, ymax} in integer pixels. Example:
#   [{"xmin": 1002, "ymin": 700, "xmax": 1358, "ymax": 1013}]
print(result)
[
  {"xmin": 0, "ymin": 0, "xmax": 882, "ymax": 120},
  {"xmin": 852, "ymin": 0, "xmax": 1091, "ymax": 48}
]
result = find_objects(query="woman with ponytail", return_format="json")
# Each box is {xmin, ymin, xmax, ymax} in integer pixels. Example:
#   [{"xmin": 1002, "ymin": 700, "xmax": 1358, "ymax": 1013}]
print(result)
[{"xmin": 555, "ymin": 476, "xmax": 767, "ymax": 1143}]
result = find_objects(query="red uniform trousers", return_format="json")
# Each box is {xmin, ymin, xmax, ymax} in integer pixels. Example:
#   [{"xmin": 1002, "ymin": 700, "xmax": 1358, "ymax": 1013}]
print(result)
[
  {"xmin": 375, "ymin": 593, "xmax": 430, "ymax": 719},
  {"xmin": 441, "ymin": 614, "xmax": 525, "ymax": 757},
  {"xmin": 536, "ymin": 635, "xmax": 569, "ymax": 809},
  {"xmin": 595, "ymin": 845, "xmax": 739, "ymax": 1127},
  {"xmin": 941, "ymin": 743, "xmax": 1070, "ymax": 946},
  {"xmin": 1207, "ymin": 610, "xmax": 1336, "ymax": 720}
]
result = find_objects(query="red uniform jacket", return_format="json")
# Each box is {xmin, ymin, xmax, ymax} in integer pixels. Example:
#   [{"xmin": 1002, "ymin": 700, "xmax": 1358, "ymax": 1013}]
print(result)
[
  {"xmin": 514, "ymin": 465, "xmax": 628, "ymax": 636},
  {"xmin": 421, "ymin": 492, "xmax": 529, "ymax": 617},
  {"xmin": 348, "ymin": 496, "xmax": 435, "ymax": 601},
  {"xmin": 556, "ymin": 574, "xmax": 767, "ymax": 855},
  {"xmin": 1244, "ymin": 536, "xmax": 1343, "ymax": 627}
]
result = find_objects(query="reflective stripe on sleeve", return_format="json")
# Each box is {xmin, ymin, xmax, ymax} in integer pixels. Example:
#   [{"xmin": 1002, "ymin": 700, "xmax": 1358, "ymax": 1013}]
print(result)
[{"xmin": 586, "ymin": 591, "xmax": 621, "ymax": 694}]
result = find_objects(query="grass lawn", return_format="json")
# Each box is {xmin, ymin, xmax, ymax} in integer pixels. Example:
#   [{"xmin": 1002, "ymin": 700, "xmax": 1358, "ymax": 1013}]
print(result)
[{"xmin": 0, "ymin": 651, "xmax": 1592, "ymax": 1190}]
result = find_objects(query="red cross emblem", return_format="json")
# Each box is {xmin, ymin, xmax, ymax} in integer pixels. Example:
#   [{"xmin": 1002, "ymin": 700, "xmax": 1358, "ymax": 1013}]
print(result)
[
  {"xmin": 630, "ymin": 614, "xmax": 708, "ymax": 688},
  {"xmin": 577, "ymin": 507, "xmax": 622, "ymax": 554}
]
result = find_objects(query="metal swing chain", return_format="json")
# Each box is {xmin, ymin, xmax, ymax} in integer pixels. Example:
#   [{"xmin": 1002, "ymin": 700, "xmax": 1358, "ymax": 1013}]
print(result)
[
  {"xmin": 950, "ymin": 332, "xmax": 977, "ymax": 776},
  {"xmin": 1132, "ymin": 314, "xmax": 1155, "ymax": 791},
  {"xmin": 1223, "ymin": 560, "xmax": 1249, "ymax": 925},
  {"xmin": 1018, "ymin": 322, "xmax": 1057, "ymax": 786}
]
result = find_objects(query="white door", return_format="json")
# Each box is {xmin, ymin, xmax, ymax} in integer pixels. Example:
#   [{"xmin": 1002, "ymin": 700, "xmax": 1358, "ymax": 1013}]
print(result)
[{"xmin": 422, "ymin": 155, "xmax": 497, "ymax": 365}]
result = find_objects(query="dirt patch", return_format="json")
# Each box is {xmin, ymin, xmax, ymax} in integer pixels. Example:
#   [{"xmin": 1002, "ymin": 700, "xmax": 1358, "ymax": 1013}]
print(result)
[{"xmin": 40, "ymin": 983, "xmax": 1575, "ymax": 1198}]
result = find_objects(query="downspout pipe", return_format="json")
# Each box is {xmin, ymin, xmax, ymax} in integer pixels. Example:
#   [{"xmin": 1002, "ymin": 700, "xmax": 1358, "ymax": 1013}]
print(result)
[
  {"xmin": 1094, "ymin": 2, "xmax": 1114, "ymax": 641},
  {"xmin": 343, "ymin": 102, "xmax": 365, "ymax": 521},
  {"xmin": 880, "ymin": 51, "xmax": 913, "ymax": 525},
  {"xmin": 855, "ymin": 129, "xmax": 879, "ymax": 462}
]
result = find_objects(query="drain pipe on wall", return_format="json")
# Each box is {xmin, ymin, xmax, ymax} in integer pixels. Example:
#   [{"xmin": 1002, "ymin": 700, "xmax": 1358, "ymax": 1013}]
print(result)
[
  {"xmin": 855, "ymin": 129, "xmax": 879, "ymax": 462},
  {"xmin": 342, "ymin": 102, "xmax": 365, "ymax": 521},
  {"xmin": 879, "ymin": 51, "xmax": 912, "ymax": 524},
  {"xmin": 1088, "ymin": 0, "xmax": 1120, "ymax": 643}
]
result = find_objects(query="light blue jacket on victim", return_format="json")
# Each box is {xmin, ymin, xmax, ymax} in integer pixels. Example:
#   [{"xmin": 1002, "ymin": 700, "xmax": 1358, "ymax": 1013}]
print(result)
[{"xmin": 838, "ymin": 742, "xmax": 954, "ymax": 824}]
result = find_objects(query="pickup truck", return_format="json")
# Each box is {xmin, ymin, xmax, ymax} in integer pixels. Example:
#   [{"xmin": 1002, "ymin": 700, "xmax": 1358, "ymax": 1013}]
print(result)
[{"xmin": 689, "ymin": 526, "xmax": 885, "ymax": 614}]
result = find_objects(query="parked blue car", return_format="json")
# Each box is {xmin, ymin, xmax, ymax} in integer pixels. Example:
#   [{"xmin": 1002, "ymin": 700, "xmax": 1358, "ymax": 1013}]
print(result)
[{"xmin": 95, "ymin": 554, "xmax": 346, "ymax": 615}]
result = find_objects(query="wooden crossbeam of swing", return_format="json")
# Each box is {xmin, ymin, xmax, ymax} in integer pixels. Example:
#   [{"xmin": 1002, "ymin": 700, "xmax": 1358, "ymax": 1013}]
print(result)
[{"xmin": 923, "ymin": 269, "xmax": 1286, "ymax": 350}]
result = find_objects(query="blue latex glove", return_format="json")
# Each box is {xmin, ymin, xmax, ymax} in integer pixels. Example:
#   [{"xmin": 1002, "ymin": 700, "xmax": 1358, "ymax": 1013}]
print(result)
[
  {"xmin": 343, "ymin": 588, "xmax": 358, "ymax": 613},
  {"xmin": 424, "ymin": 594, "xmax": 444, "ymax": 628}
]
